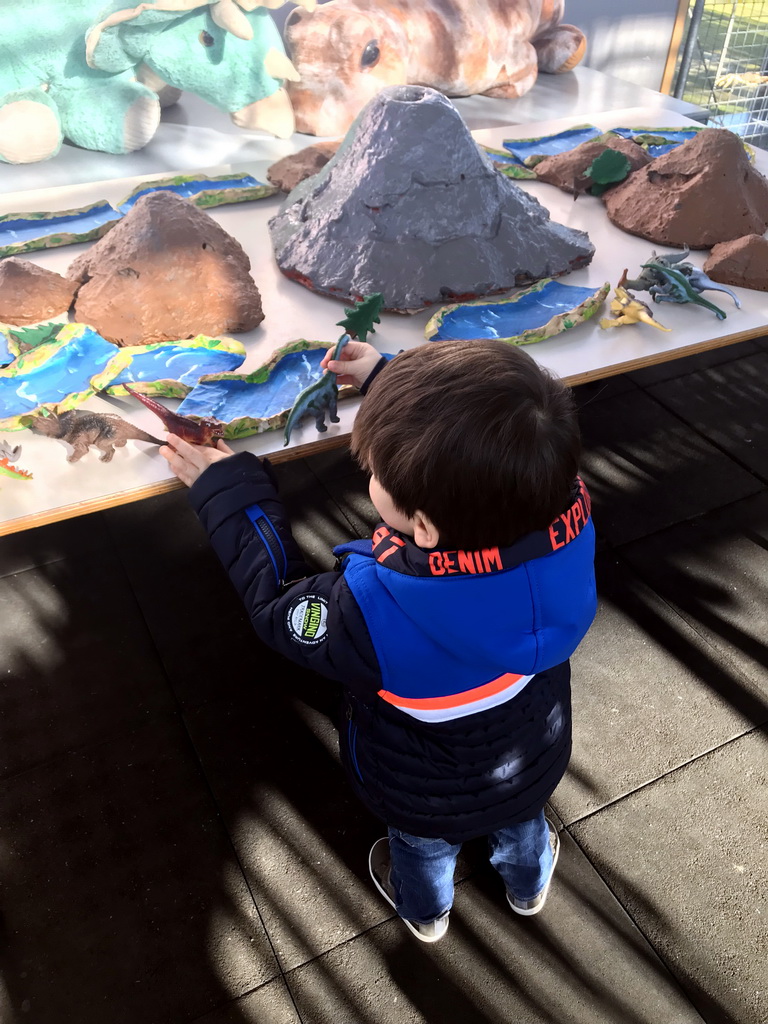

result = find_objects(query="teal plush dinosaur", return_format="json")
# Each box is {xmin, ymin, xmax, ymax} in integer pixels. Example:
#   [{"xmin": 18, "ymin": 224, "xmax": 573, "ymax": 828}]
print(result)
[
  {"xmin": 0, "ymin": 0, "xmax": 306, "ymax": 164},
  {"xmin": 283, "ymin": 334, "xmax": 350, "ymax": 446}
]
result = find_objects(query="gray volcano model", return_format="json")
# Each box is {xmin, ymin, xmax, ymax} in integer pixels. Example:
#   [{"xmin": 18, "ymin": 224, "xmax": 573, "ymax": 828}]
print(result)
[{"xmin": 269, "ymin": 85, "xmax": 594, "ymax": 312}]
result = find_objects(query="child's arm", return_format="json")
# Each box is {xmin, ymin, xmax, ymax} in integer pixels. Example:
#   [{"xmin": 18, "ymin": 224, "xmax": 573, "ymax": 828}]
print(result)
[{"xmin": 166, "ymin": 443, "xmax": 380, "ymax": 690}]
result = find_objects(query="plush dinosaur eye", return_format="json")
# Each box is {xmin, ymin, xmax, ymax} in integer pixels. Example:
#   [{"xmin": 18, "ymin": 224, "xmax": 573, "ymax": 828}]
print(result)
[
  {"xmin": 361, "ymin": 40, "xmax": 380, "ymax": 69},
  {"xmin": 199, "ymin": 30, "xmax": 215, "ymax": 47}
]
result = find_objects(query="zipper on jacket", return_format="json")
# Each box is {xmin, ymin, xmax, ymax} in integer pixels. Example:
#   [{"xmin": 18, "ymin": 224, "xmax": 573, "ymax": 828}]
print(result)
[
  {"xmin": 346, "ymin": 704, "xmax": 364, "ymax": 783},
  {"xmin": 244, "ymin": 503, "xmax": 288, "ymax": 586}
]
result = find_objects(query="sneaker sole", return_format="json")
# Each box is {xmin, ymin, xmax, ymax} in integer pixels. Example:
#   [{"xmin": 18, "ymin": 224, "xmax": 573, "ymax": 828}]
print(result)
[
  {"xmin": 368, "ymin": 838, "xmax": 450, "ymax": 944},
  {"xmin": 507, "ymin": 821, "xmax": 561, "ymax": 917}
]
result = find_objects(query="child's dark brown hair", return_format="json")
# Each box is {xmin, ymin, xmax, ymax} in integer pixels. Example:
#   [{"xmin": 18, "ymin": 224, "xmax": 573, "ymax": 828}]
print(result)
[{"xmin": 351, "ymin": 340, "xmax": 581, "ymax": 549}]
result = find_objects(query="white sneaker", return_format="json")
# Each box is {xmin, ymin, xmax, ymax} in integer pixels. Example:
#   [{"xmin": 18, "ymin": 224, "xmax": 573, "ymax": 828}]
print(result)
[
  {"xmin": 369, "ymin": 838, "xmax": 450, "ymax": 943},
  {"xmin": 506, "ymin": 819, "xmax": 560, "ymax": 916}
]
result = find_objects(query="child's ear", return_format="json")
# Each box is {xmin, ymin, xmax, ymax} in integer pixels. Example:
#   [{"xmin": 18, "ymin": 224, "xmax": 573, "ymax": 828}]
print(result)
[{"xmin": 412, "ymin": 511, "xmax": 440, "ymax": 550}]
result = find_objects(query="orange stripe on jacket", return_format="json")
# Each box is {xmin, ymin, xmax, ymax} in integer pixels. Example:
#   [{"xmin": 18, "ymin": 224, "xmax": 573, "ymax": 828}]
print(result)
[{"xmin": 378, "ymin": 672, "xmax": 524, "ymax": 711}]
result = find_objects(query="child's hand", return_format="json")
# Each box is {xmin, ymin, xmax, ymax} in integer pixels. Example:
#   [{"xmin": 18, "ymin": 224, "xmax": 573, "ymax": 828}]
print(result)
[
  {"xmin": 321, "ymin": 340, "xmax": 381, "ymax": 389},
  {"xmin": 160, "ymin": 434, "xmax": 234, "ymax": 487}
]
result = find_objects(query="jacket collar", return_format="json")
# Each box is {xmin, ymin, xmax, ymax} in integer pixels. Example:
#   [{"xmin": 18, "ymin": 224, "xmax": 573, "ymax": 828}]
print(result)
[{"xmin": 366, "ymin": 479, "xmax": 592, "ymax": 578}]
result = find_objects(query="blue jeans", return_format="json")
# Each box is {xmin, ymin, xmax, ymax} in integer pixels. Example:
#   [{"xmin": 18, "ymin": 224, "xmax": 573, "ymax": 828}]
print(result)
[{"xmin": 388, "ymin": 811, "xmax": 552, "ymax": 924}]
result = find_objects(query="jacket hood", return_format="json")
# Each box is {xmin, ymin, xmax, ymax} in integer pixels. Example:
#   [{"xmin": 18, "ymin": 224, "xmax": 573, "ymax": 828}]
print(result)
[{"xmin": 335, "ymin": 480, "xmax": 597, "ymax": 687}]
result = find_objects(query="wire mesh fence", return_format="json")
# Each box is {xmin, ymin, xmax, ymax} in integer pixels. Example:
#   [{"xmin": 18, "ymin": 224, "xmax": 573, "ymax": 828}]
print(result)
[{"xmin": 675, "ymin": 1, "xmax": 768, "ymax": 147}]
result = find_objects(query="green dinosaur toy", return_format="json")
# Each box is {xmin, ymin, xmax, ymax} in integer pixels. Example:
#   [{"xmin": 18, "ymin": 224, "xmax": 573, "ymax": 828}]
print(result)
[
  {"xmin": 284, "ymin": 293, "xmax": 386, "ymax": 446},
  {"xmin": 283, "ymin": 333, "xmax": 350, "ymax": 446},
  {"xmin": 625, "ymin": 261, "xmax": 729, "ymax": 320}
]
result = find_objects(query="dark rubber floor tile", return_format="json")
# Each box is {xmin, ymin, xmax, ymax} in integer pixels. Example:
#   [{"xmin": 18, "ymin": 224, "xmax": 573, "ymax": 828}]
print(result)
[
  {"xmin": 105, "ymin": 489, "xmax": 261, "ymax": 709},
  {"xmin": 0, "ymin": 549, "xmax": 172, "ymax": 780},
  {"xmin": 185, "ymin": 690, "xmax": 388, "ymax": 970},
  {"xmin": 648, "ymin": 352, "xmax": 768, "ymax": 479},
  {"xmin": 0, "ymin": 716, "xmax": 278, "ymax": 1024},
  {"xmin": 577, "ymin": 389, "xmax": 761, "ymax": 545},
  {"xmin": 105, "ymin": 484, "xmax": 355, "ymax": 710},
  {"xmin": 621, "ymin": 491, "xmax": 768, "ymax": 711},
  {"xmin": 191, "ymin": 978, "xmax": 302, "ymax": 1024},
  {"xmin": 281, "ymin": 482, "xmax": 363, "ymax": 569},
  {"xmin": 553, "ymin": 555, "xmax": 758, "ymax": 824},
  {"xmin": 322, "ymin": 473, "xmax": 379, "ymax": 539},
  {"xmin": 285, "ymin": 832, "xmax": 703, "ymax": 1024},
  {"xmin": 571, "ymin": 731, "xmax": 767, "ymax": 1024},
  {"xmin": 570, "ymin": 373, "xmax": 639, "ymax": 408},
  {"xmin": 304, "ymin": 444, "xmax": 360, "ymax": 483},
  {"xmin": 0, "ymin": 509, "xmax": 111, "ymax": 579},
  {"xmin": 627, "ymin": 337, "xmax": 760, "ymax": 387}
]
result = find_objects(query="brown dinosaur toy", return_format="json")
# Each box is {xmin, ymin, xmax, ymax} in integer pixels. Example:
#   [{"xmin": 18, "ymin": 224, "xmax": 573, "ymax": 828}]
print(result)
[
  {"xmin": 285, "ymin": 0, "xmax": 587, "ymax": 136},
  {"xmin": 28, "ymin": 409, "xmax": 165, "ymax": 463},
  {"xmin": 123, "ymin": 384, "xmax": 226, "ymax": 447}
]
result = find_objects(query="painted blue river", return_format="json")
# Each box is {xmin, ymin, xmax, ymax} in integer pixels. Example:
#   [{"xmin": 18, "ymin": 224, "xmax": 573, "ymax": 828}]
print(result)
[
  {"xmin": 178, "ymin": 349, "xmax": 326, "ymax": 423},
  {"xmin": 0, "ymin": 327, "xmax": 120, "ymax": 419},
  {"xmin": 118, "ymin": 175, "xmax": 268, "ymax": 214},
  {"xmin": 109, "ymin": 343, "xmax": 246, "ymax": 389},
  {"xmin": 430, "ymin": 282, "xmax": 599, "ymax": 341},
  {"xmin": 0, "ymin": 202, "xmax": 120, "ymax": 248}
]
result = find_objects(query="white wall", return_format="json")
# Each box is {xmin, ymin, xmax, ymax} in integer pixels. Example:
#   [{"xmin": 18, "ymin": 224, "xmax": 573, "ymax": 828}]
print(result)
[{"xmin": 566, "ymin": 0, "xmax": 683, "ymax": 91}]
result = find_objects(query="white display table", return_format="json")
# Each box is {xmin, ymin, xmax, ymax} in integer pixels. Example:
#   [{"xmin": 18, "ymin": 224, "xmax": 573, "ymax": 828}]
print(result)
[
  {"xmin": 0, "ymin": 67, "xmax": 704, "ymax": 195},
  {"xmin": 2, "ymin": 104, "xmax": 765, "ymax": 535}
]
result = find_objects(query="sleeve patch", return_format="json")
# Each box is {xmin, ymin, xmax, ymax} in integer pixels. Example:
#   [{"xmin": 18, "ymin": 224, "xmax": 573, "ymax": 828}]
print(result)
[{"xmin": 285, "ymin": 593, "xmax": 329, "ymax": 646}]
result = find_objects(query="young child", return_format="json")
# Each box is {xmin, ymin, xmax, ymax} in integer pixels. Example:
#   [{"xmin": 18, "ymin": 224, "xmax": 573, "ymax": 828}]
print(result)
[{"xmin": 161, "ymin": 338, "xmax": 596, "ymax": 944}]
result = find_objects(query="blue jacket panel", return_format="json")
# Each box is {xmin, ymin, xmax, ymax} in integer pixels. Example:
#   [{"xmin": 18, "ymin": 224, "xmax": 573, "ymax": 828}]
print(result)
[{"xmin": 338, "ymin": 519, "xmax": 595, "ymax": 704}]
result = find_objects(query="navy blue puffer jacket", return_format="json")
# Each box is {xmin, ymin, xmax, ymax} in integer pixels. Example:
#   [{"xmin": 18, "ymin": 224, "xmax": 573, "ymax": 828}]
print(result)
[{"xmin": 189, "ymin": 453, "xmax": 596, "ymax": 843}]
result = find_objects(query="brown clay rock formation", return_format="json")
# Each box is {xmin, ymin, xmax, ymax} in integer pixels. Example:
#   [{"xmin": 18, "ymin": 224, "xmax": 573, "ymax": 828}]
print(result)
[
  {"xmin": 270, "ymin": 86, "xmax": 594, "ymax": 312},
  {"xmin": 703, "ymin": 234, "xmax": 768, "ymax": 291},
  {"xmin": 533, "ymin": 135, "xmax": 651, "ymax": 194},
  {"xmin": 602, "ymin": 128, "xmax": 768, "ymax": 249},
  {"xmin": 0, "ymin": 258, "xmax": 77, "ymax": 326},
  {"xmin": 68, "ymin": 191, "xmax": 264, "ymax": 346},
  {"xmin": 268, "ymin": 140, "xmax": 341, "ymax": 193}
]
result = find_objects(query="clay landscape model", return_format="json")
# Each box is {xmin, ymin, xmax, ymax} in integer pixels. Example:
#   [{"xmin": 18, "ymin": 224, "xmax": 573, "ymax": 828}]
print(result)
[
  {"xmin": 284, "ymin": 0, "xmax": 586, "ymax": 136},
  {"xmin": 67, "ymin": 191, "xmax": 264, "ymax": 347},
  {"xmin": 532, "ymin": 135, "xmax": 650, "ymax": 194},
  {"xmin": 270, "ymin": 85, "xmax": 595, "ymax": 311},
  {"xmin": 602, "ymin": 128, "xmax": 768, "ymax": 249},
  {"xmin": 704, "ymin": 235, "xmax": 768, "ymax": 292},
  {"xmin": 268, "ymin": 141, "xmax": 341, "ymax": 193},
  {"xmin": 0, "ymin": 259, "xmax": 78, "ymax": 326}
]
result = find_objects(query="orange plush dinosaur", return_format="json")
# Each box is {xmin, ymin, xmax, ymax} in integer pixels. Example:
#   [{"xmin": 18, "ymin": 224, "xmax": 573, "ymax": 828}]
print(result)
[{"xmin": 285, "ymin": 0, "xmax": 586, "ymax": 136}]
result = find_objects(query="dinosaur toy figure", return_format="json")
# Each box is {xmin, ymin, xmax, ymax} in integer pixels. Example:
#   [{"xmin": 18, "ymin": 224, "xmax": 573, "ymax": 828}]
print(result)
[
  {"xmin": 28, "ymin": 409, "xmax": 165, "ymax": 463},
  {"xmin": 599, "ymin": 283, "xmax": 670, "ymax": 332},
  {"xmin": 124, "ymin": 385, "xmax": 226, "ymax": 447},
  {"xmin": 623, "ymin": 249, "xmax": 741, "ymax": 320},
  {"xmin": 284, "ymin": 293, "xmax": 384, "ymax": 445},
  {"xmin": 284, "ymin": 334, "xmax": 350, "ymax": 446},
  {"xmin": 0, "ymin": 438, "xmax": 32, "ymax": 480}
]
